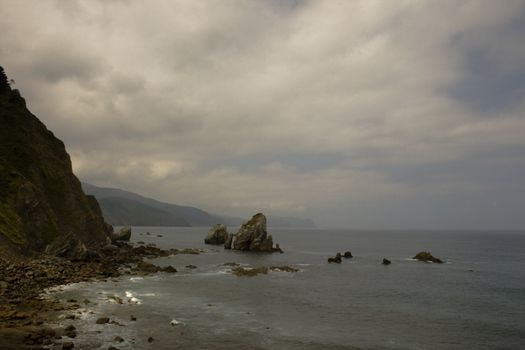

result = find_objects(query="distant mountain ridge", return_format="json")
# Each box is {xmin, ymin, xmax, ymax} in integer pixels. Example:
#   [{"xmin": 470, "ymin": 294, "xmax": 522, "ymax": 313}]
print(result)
[
  {"xmin": 82, "ymin": 183, "xmax": 316, "ymax": 228},
  {"xmin": 82, "ymin": 183, "xmax": 219, "ymax": 227}
]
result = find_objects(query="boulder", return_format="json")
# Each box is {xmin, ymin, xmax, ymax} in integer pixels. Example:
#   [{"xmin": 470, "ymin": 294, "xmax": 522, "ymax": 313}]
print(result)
[
  {"xmin": 413, "ymin": 251, "xmax": 443, "ymax": 263},
  {"xmin": 382, "ymin": 258, "xmax": 391, "ymax": 265},
  {"xmin": 110, "ymin": 227, "xmax": 131, "ymax": 242},
  {"xmin": 328, "ymin": 253, "xmax": 342, "ymax": 263},
  {"xmin": 204, "ymin": 224, "xmax": 229, "ymax": 245},
  {"xmin": 96, "ymin": 317, "xmax": 110, "ymax": 324},
  {"xmin": 232, "ymin": 213, "xmax": 279, "ymax": 252},
  {"xmin": 343, "ymin": 251, "xmax": 352, "ymax": 258}
]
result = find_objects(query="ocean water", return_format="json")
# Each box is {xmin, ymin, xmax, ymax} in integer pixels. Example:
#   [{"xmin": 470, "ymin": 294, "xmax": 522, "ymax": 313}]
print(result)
[{"xmin": 46, "ymin": 228, "xmax": 525, "ymax": 350}]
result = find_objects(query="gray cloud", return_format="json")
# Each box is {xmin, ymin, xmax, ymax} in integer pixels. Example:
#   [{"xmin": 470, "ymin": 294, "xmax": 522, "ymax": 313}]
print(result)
[{"xmin": 1, "ymin": 0, "xmax": 524, "ymax": 229}]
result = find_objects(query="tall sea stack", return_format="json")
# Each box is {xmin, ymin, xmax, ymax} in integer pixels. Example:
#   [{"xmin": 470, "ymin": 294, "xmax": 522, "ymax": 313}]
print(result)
[{"xmin": 0, "ymin": 66, "xmax": 111, "ymax": 257}]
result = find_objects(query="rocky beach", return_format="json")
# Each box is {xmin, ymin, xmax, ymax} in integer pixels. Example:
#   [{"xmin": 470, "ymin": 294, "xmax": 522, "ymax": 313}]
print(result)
[{"xmin": 0, "ymin": 239, "xmax": 198, "ymax": 349}]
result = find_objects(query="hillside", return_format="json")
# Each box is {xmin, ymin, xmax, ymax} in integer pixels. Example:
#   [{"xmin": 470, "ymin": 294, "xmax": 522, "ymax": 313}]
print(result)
[
  {"xmin": 82, "ymin": 183, "xmax": 220, "ymax": 226},
  {"xmin": 0, "ymin": 66, "xmax": 111, "ymax": 256},
  {"xmin": 82, "ymin": 183, "xmax": 316, "ymax": 228}
]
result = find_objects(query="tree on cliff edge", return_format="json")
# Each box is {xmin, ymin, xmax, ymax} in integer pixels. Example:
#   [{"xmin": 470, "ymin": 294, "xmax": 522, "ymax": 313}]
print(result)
[{"xmin": 0, "ymin": 66, "xmax": 11, "ymax": 92}]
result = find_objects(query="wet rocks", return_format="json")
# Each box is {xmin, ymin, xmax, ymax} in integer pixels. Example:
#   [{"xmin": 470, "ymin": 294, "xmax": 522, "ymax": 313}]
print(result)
[
  {"xmin": 64, "ymin": 325, "xmax": 77, "ymax": 338},
  {"xmin": 343, "ymin": 251, "xmax": 353, "ymax": 258},
  {"xmin": 328, "ymin": 253, "xmax": 342, "ymax": 263},
  {"xmin": 204, "ymin": 224, "xmax": 229, "ymax": 245},
  {"xmin": 96, "ymin": 317, "xmax": 110, "ymax": 324},
  {"xmin": 62, "ymin": 341, "xmax": 74, "ymax": 349},
  {"xmin": 161, "ymin": 265, "xmax": 177, "ymax": 273},
  {"xmin": 413, "ymin": 251, "xmax": 443, "ymax": 263},
  {"xmin": 185, "ymin": 265, "xmax": 197, "ymax": 269},
  {"xmin": 382, "ymin": 258, "xmax": 391, "ymax": 265},
  {"xmin": 231, "ymin": 265, "xmax": 298, "ymax": 277},
  {"xmin": 114, "ymin": 336, "xmax": 124, "ymax": 342}
]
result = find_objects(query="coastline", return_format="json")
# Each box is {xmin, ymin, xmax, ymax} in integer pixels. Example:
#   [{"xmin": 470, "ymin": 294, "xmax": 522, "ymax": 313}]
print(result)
[{"xmin": 0, "ymin": 242, "xmax": 195, "ymax": 349}]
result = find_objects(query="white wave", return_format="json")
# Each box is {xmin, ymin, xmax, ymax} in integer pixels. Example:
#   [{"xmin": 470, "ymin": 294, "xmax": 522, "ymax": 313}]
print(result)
[
  {"xmin": 170, "ymin": 319, "xmax": 183, "ymax": 326},
  {"xmin": 125, "ymin": 291, "xmax": 142, "ymax": 304}
]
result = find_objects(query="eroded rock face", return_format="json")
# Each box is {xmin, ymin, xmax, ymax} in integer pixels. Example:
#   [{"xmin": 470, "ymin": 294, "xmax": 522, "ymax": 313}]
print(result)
[
  {"xmin": 111, "ymin": 227, "xmax": 131, "ymax": 242},
  {"xmin": 224, "ymin": 233, "xmax": 234, "ymax": 249},
  {"xmin": 232, "ymin": 213, "xmax": 276, "ymax": 252},
  {"xmin": 204, "ymin": 224, "xmax": 229, "ymax": 245},
  {"xmin": 413, "ymin": 251, "xmax": 443, "ymax": 263}
]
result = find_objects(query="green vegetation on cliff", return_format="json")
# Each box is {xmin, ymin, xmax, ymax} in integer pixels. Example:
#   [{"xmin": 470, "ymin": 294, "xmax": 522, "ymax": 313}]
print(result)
[{"xmin": 0, "ymin": 66, "xmax": 110, "ymax": 254}]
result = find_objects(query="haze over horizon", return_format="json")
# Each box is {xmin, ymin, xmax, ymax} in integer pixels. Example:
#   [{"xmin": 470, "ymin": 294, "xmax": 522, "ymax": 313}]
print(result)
[{"xmin": 1, "ymin": 0, "xmax": 524, "ymax": 229}]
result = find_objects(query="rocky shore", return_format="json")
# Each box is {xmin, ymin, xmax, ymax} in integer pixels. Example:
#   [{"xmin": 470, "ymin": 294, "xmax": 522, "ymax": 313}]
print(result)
[{"xmin": 0, "ymin": 242, "xmax": 198, "ymax": 349}]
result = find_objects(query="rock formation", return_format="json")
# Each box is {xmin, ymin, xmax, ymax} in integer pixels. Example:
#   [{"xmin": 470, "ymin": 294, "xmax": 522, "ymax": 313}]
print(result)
[
  {"xmin": 0, "ymin": 66, "xmax": 111, "ymax": 257},
  {"xmin": 204, "ymin": 224, "xmax": 229, "ymax": 244},
  {"xmin": 382, "ymin": 258, "xmax": 391, "ymax": 265},
  {"xmin": 343, "ymin": 251, "xmax": 352, "ymax": 258},
  {"xmin": 328, "ymin": 253, "xmax": 342, "ymax": 263},
  {"xmin": 413, "ymin": 251, "xmax": 443, "ymax": 263},
  {"xmin": 228, "ymin": 213, "xmax": 281, "ymax": 252},
  {"xmin": 224, "ymin": 233, "xmax": 234, "ymax": 249},
  {"xmin": 111, "ymin": 227, "xmax": 131, "ymax": 242}
]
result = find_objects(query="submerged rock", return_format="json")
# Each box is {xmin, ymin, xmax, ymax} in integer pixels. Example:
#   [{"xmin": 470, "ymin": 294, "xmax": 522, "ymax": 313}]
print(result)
[
  {"xmin": 413, "ymin": 251, "xmax": 443, "ymax": 263},
  {"xmin": 204, "ymin": 224, "xmax": 229, "ymax": 245},
  {"xmin": 343, "ymin": 251, "xmax": 353, "ymax": 258},
  {"xmin": 382, "ymin": 258, "xmax": 391, "ymax": 265},
  {"xmin": 231, "ymin": 265, "xmax": 299, "ymax": 277}
]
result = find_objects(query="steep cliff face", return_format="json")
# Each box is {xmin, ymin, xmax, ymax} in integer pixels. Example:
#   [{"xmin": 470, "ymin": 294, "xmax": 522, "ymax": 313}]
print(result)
[{"xmin": 0, "ymin": 66, "xmax": 111, "ymax": 256}]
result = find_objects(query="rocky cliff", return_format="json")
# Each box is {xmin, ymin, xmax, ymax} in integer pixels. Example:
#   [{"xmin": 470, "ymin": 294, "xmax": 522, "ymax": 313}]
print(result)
[{"xmin": 0, "ymin": 66, "xmax": 111, "ymax": 257}]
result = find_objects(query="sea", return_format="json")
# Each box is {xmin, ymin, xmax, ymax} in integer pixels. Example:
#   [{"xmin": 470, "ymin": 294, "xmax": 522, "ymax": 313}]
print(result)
[{"xmin": 44, "ymin": 227, "xmax": 525, "ymax": 350}]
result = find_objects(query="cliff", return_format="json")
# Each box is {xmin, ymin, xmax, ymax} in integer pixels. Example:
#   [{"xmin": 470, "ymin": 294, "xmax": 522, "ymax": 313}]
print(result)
[{"xmin": 0, "ymin": 66, "xmax": 111, "ymax": 256}]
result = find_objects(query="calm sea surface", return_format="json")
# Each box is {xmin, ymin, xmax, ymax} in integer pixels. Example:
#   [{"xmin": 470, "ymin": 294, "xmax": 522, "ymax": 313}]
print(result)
[{"xmin": 46, "ymin": 228, "xmax": 525, "ymax": 349}]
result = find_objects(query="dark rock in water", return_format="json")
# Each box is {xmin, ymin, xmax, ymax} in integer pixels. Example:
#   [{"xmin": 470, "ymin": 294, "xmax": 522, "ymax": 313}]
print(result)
[
  {"xmin": 0, "ymin": 67, "xmax": 112, "ymax": 256},
  {"xmin": 413, "ymin": 251, "xmax": 443, "ymax": 263},
  {"xmin": 113, "ymin": 336, "xmax": 124, "ymax": 342},
  {"xmin": 108, "ymin": 347, "xmax": 120, "ymax": 350},
  {"xmin": 64, "ymin": 325, "xmax": 75, "ymax": 332},
  {"xmin": 273, "ymin": 243, "xmax": 284, "ymax": 253},
  {"xmin": 204, "ymin": 224, "xmax": 229, "ymax": 245},
  {"xmin": 223, "ymin": 262, "xmax": 240, "ymax": 267},
  {"xmin": 343, "ymin": 251, "xmax": 352, "ymax": 258},
  {"xmin": 130, "ymin": 315, "xmax": 137, "ymax": 321},
  {"xmin": 231, "ymin": 265, "xmax": 299, "ymax": 277},
  {"xmin": 185, "ymin": 265, "xmax": 197, "ymax": 269},
  {"xmin": 231, "ymin": 213, "xmax": 281, "ymax": 252},
  {"xmin": 382, "ymin": 258, "xmax": 391, "ymax": 265},
  {"xmin": 161, "ymin": 265, "xmax": 177, "ymax": 273},
  {"xmin": 134, "ymin": 261, "xmax": 160, "ymax": 274},
  {"xmin": 62, "ymin": 342, "xmax": 74, "ymax": 350},
  {"xmin": 148, "ymin": 337, "xmax": 154, "ymax": 343},
  {"xmin": 224, "ymin": 233, "xmax": 234, "ymax": 249},
  {"xmin": 328, "ymin": 253, "xmax": 342, "ymax": 264},
  {"xmin": 96, "ymin": 317, "xmax": 110, "ymax": 324},
  {"xmin": 111, "ymin": 227, "xmax": 131, "ymax": 242}
]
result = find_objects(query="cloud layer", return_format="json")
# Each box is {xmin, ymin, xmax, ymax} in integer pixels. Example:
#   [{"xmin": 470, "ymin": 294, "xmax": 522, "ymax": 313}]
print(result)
[{"xmin": 1, "ymin": 0, "xmax": 524, "ymax": 228}]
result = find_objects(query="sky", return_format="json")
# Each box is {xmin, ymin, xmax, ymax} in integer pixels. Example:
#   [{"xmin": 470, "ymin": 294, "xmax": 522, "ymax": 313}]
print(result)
[{"xmin": 1, "ymin": 0, "xmax": 524, "ymax": 229}]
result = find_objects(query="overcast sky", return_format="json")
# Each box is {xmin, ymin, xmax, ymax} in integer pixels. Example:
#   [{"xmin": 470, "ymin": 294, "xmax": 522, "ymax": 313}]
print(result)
[{"xmin": 1, "ymin": 0, "xmax": 524, "ymax": 229}]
